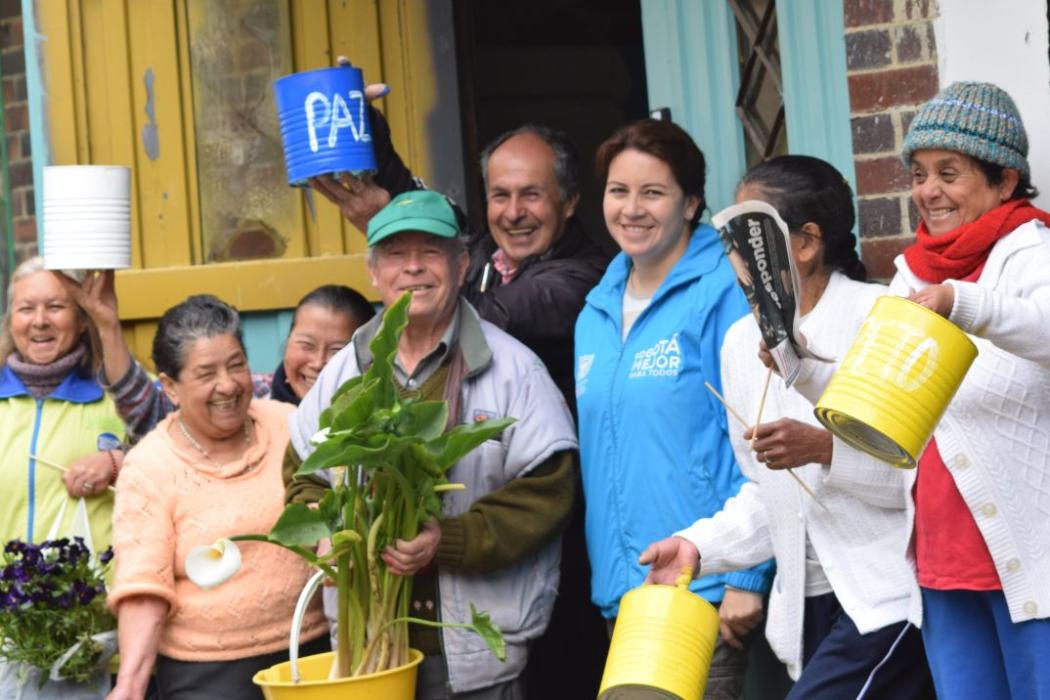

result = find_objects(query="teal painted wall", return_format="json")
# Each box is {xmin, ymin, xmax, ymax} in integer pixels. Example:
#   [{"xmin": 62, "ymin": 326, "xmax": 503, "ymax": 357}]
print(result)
[
  {"xmin": 241, "ymin": 309, "xmax": 295, "ymax": 374},
  {"xmin": 640, "ymin": 0, "xmax": 856, "ymax": 234},
  {"xmin": 640, "ymin": 0, "xmax": 747, "ymax": 218},
  {"xmin": 777, "ymin": 1, "xmax": 859, "ymax": 209},
  {"xmin": 21, "ymin": 0, "xmax": 47, "ymax": 249}
]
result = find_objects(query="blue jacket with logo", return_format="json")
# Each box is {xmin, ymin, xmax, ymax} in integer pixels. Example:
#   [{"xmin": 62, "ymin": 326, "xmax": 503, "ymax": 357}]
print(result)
[{"xmin": 575, "ymin": 226, "xmax": 774, "ymax": 618}]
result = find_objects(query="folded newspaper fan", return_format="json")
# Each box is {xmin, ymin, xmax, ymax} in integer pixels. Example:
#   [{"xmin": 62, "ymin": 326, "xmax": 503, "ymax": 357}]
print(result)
[{"xmin": 712, "ymin": 200, "xmax": 830, "ymax": 385}]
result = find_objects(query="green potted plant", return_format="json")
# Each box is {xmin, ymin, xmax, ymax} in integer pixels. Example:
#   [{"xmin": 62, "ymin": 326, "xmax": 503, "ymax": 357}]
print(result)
[
  {"xmin": 189, "ymin": 293, "xmax": 509, "ymax": 698},
  {"xmin": 0, "ymin": 538, "xmax": 117, "ymax": 699}
]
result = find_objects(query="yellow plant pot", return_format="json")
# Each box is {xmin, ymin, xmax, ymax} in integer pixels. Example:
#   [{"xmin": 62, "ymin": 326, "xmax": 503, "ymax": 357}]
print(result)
[
  {"xmin": 599, "ymin": 572, "xmax": 720, "ymax": 700},
  {"xmin": 815, "ymin": 296, "xmax": 977, "ymax": 468},
  {"xmin": 254, "ymin": 649, "xmax": 424, "ymax": 700}
]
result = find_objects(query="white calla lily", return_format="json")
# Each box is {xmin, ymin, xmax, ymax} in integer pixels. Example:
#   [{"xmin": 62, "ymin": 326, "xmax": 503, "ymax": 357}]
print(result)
[
  {"xmin": 185, "ymin": 538, "xmax": 242, "ymax": 589},
  {"xmin": 310, "ymin": 427, "xmax": 331, "ymax": 445}
]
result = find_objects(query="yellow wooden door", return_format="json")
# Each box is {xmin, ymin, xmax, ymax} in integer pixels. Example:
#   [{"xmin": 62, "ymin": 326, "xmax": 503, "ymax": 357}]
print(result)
[{"xmin": 38, "ymin": 0, "xmax": 442, "ymax": 366}]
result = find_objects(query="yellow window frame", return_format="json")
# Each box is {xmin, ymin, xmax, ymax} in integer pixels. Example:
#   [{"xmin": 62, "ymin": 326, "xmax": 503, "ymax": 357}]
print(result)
[{"xmin": 37, "ymin": 0, "xmax": 441, "ymax": 320}]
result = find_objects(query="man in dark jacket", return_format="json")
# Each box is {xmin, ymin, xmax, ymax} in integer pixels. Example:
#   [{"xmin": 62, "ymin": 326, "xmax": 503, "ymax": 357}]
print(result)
[{"xmin": 310, "ymin": 110, "xmax": 610, "ymax": 699}]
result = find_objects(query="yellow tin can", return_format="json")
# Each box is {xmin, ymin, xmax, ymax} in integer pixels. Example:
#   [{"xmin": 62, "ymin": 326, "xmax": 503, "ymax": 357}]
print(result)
[
  {"xmin": 815, "ymin": 295, "xmax": 977, "ymax": 468},
  {"xmin": 599, "ymin": 570, "xmax": 721, "ymax": 700}
]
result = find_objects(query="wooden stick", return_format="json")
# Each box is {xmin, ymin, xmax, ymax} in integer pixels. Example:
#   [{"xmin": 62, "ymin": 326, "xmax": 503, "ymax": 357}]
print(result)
[
  {"xmin": 751, "ymin": 365, "xmax": 775, "ymax": 449},
  {"xmin": 704, "ymin": 382, "xmax": 828, "ymax": 512},
  {"xmin": 31, "ymin": 453, "xmax": 116, "ymax": 493},
  {"xmin": 704, "ymin": 382, "xmax": 749, "ymax": 427}
]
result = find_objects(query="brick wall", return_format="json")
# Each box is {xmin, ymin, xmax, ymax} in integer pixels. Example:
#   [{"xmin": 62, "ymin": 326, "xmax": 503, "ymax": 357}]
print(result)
[
  {"xmin": 1, "ymin": 0, "xmax": 36, "ymax": 263},
  {"xmin": 845, "ymin": 0, "xmax": 939, "ymax": 279}
]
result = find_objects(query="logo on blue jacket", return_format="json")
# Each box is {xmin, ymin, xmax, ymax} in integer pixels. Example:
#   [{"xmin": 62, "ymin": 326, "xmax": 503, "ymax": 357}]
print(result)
[
  {"xmin": 629, "ymin": 333, "xmax": 682, "ymax": 379},
  {"xmin": 576, "ymin": 354, "xmax": 595, "ymax": 397}
]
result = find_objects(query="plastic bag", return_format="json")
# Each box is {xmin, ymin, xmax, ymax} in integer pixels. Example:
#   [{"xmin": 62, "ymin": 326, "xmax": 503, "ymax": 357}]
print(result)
[
  {"xmin": 0, "ymin": 501, "xmax": 116, "ymax": 698},
  {"xmin": 0, "ymin": 655, "xmax": 110, "ymax": 700},
  {"xmin": 44, "ymin": 497, "xmax": 94, "ymax": 553}
]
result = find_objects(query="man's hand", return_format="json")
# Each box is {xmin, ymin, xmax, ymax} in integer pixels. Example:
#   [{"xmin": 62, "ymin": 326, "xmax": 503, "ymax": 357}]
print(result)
[
  {"xmin": 639, "ymin": 536, "xmax": 700, "ymax": 585},
  {"xmin": 307, "ymin": 57, "xmax": 393, "ymax": 232},
  {"xmin": 747, "ymin": 418, "xmax": 833, "ymax": 469},
  {"xmin": 907, "ymin": 284, "xmax": 954, "ymax": 318},
  {"xmin": 719, "ymin": 588, "xmax": 764, "ymax": 650},
  {"xmin": 308, "ymin": 172, "xmax": 391, "ymax": 232},
  {"xmin": 381, "ymin": 519, "xmax": 441, "ymax": 576}
]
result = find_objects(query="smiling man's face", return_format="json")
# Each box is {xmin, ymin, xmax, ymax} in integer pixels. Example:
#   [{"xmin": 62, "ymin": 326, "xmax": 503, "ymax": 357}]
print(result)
[
  {"xmin": 369, "ymin": 231, "xmax": 467, "ymax": 328},
  {"xmin": 485, "ymin": 133, "xmax": 578, "ymax": 266}
]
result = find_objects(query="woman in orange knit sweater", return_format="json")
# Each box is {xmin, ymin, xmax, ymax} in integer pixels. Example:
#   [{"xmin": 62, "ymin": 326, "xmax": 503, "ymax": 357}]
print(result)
[{"xmin": 106, "ymin": 295, "xmax": 327, "ymax": 700}]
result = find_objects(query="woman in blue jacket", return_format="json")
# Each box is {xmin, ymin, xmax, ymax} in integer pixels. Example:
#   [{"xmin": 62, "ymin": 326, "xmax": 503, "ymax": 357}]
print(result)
[{"xmin": 575, "ymin": 119, "xmax": 773, "ymax": 698}]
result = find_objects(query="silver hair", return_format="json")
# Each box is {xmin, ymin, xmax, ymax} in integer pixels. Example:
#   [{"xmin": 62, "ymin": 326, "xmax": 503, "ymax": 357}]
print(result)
[{"xmin": 151, "ymin": 294, "xmax": 244, "ymax": 379}]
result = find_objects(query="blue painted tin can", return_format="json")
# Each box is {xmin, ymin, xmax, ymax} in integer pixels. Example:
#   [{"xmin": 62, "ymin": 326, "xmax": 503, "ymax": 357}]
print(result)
[{"xmin": 273, "ymin": 65, "xmax": 377, "ymax": 186}]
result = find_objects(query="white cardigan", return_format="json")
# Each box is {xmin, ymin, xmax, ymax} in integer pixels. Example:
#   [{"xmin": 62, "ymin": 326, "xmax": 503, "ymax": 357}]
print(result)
[
  {"xmin": 789, "ymin": 221, "xmax": 1050, "ymax": 626},
  {"xmin": 678, "ymin": 272, "xmax": 918, "ymax": 680}
]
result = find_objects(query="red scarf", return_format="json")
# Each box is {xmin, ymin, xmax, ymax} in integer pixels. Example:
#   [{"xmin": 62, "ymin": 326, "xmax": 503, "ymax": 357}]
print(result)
[{"xmin": 903, "ymin": 199, "xmax": 1050, "ymax": 283}]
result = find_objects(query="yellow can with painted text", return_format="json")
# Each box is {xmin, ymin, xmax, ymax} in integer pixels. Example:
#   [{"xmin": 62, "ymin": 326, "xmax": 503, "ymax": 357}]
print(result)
[{"xmin": 815, "ymin": 295, "xmax": 977, "ymax": 468}]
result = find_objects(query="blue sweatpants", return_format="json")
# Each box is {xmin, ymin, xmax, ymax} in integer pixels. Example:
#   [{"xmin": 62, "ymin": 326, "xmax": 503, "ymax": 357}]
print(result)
[
  {"xmin": 786, "ymin": 592, "xmax": 935, "ymax": 699},
  {"xmin": 922, "ymin": 587, "xmax": 1050, "ymax": 699}
]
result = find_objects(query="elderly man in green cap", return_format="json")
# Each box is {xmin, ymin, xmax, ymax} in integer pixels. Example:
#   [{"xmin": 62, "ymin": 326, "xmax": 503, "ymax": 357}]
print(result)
[{"xmin": 285, "ymin": 190, "xmax": 578, "ymax": 699}]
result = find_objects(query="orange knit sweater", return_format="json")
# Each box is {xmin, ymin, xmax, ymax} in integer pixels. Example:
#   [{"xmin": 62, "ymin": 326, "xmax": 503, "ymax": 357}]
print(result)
[{"xmin": 109, "ymin": 399, "xmax": 327, "ymax": 661}]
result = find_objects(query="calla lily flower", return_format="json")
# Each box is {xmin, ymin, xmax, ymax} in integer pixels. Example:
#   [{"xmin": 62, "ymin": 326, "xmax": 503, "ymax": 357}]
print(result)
[
  {"xmin": 186, "ymin": 538, "xmax": 242, "ymax": 589},
  {"xmin": 310, "ymin": 427, "xmax": 331, "ymax": 445}
]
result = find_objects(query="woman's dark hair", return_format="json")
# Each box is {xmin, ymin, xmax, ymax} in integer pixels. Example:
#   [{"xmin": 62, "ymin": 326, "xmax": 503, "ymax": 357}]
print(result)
[
  {"xmin": 739, "ymin": 155, "xmax": 867, "ymax": 282},
  {"xmin": 291, "ymin": 285, "xmax": 375, "ymax": 333},
  {"xmin": 595, "ymin": 119, "xmax": 707, "ymax": 229},
  {"xmin": 152, "ymin": 295, "xmax": 244, "ymax": 379},
  {"xmin": 972, "ymin": 157, "xmax": 1039, "ymax": 201}
]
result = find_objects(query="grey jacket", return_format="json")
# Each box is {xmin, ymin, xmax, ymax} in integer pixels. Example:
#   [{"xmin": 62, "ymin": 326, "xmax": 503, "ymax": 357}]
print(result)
[{"xmin": 288, "ymin": 301, "xmax": 578, "ymax": 692}]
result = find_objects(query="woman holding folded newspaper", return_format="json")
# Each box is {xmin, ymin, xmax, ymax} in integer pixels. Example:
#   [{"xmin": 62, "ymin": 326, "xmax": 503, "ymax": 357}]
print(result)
[{"xmin": 641, "ymin": 156, "xmax": 935, "ymax": 698}]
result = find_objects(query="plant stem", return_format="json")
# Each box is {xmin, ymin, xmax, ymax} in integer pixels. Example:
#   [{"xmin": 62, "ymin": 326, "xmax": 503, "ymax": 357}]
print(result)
[{"xmin": 335, "ymin": 552, "xmax": 351, "ymax": 678}]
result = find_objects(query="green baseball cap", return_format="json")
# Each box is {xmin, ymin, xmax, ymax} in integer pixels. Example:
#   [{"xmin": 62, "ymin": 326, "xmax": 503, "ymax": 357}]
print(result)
[{"xmin": 366, "ymin": 190, "xmax": 460, "ymax": 247}]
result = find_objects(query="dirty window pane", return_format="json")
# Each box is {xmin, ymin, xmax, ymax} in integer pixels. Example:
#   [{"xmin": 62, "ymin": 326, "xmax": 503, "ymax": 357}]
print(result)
[
  {"xmin": 187, "ymin": 0, "xmax": 296, "ymax": 263},
  {"xmin": 729, "ymin": 0, "xmax": 788, "ymax": 168}
]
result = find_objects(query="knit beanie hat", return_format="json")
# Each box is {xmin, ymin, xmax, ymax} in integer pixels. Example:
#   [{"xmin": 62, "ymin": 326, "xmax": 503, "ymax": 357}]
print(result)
[{"xmin": 901, "ymin": 81, "xmax": 1030, "ymax": 179}]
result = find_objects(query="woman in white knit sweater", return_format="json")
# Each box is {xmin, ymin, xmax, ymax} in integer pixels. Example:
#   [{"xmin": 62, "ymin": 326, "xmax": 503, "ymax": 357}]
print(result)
[
  {"xmin": 642, "ymin": 156, "xmax": 934, "ymax": 698},
  {"xmin": 775, "ymin": 84, "xmax": 1050, "ymax": 700}
]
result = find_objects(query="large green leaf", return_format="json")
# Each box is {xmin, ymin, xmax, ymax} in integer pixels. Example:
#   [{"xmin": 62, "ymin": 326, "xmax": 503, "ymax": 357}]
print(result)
[
  {"xmin": 320, "ymin": 375, "xmax": 366, "ymax": 429},
  {"xmin": 268, "ymin": 503, "xmax": 333, "ymax": 547},
  {"xmin": 317, "ymin": 489, "xmax": 344, "ymax": 532},
  {"xmin": 330, "ymin": 373, "xmax": 365, "ymax": 404},
  {"xmin": 300, "ymin": 433, "xmax": 420, "ymax": 476},
  {"xmin": 425, "ymin": 418, "xmax": 516, "ymax": 470},
  {"xmin": 299, "ymin": 434, "xmax": 354, "ymax": 475},
  {"xmin": 396, "ymin": 400, "xmax": 449, "ymax": 441},
  {"xmin": 365, "ymin": 293, "xmax": 411, "ymax": 409},
  {"xmin": 331, "ymin": 378, "xmax": 380, "ymax": 432},
  {"xmin": 469, "ymin": 604, "xmax": 506, "ymax": 662}
]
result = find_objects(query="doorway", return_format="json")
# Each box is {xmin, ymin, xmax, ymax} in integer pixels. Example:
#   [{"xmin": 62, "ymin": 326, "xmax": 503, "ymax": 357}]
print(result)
[{"xmin": 453, "ymin": 0, "xmax": 649, "ymax": 252}]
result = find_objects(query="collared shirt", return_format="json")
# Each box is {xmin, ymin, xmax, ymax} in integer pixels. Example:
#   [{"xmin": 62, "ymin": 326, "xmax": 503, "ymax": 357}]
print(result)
[
  {"xmin": 490, "ymin": 247, "xmax": 519, "ymax": 285},
  {"xmin": 350, "ymin": 302, "xmax": 493, "ymax": 390},
  {"xmin": 394, "ymin": 307, "xmax": 460, "ymax": 390}
]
